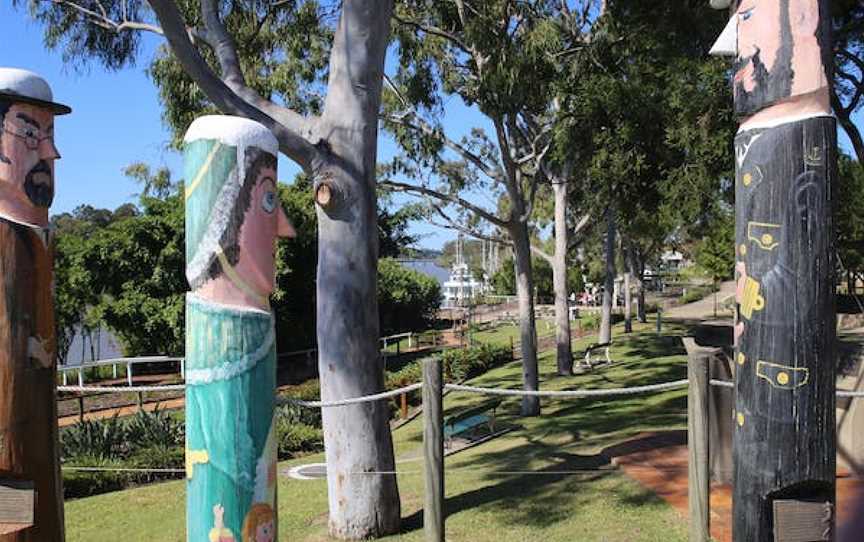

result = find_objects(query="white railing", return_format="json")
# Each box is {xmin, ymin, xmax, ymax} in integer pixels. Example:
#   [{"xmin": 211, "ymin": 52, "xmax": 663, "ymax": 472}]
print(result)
[{"xmin": 57, "ymin": 356, "xmax": 184, "ymax": 388}]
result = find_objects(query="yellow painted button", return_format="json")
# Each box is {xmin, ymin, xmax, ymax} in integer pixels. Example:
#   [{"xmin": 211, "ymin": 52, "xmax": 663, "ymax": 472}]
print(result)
[
  {"xmin": 736, "ymin": 412, "xmax": 745, "ymax": 427},
  {"xmin": 777, "ymin": 372, "xmax": 789, "ymax": 385},
  {"xmin": 743, "ymin": 173, "xmax": 753, "ymax": 186},
  {"xmin": 761, "ymin": 233, "xmax": 773, "ymax": 246},
  {"xmin": 737, "ymin": 353, "xmax": 746, "ymax": 366},
  {"xmin": 739, "ymin": 244, "xmax": 747, "ymax": 256}
]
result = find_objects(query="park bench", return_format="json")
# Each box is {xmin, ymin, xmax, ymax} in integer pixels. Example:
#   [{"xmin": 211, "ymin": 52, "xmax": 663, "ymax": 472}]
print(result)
[
  {"xmin": 576, "ymin": 342, "xmax": 613, "ymax": 371},
  {"xmin": 443, "ymin": 398, "xmax": 502, "ymax": 449}
]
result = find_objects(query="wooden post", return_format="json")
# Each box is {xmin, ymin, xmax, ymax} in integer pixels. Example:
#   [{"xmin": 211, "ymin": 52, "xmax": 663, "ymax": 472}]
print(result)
[
  {"xmin": 422, "ymin": 357, "xmax": 444, "ymax": 542},
  {"xmin": 686, "ymin": 342, "xmax": 710, "ymax": 542},
  {"xmin": 408, "ymin": 333, "xmax": 413, "ymax": 350},
  {"xmin": 126, "ymin": 362, "xmax": 133, "ymax": 387},
  {"xmin": 396, "ymin": 340, "xmax": 401, "ymax": 357},
  {"xmin": 0, "ymin": 69, "xmax": 70, "ymax": 540},
  {"xmin": 77, "ymin": 368, "xmax": 83, "ymax": 387},
  {"xmin": 709, "ymin": 2, "xmax": 837, "ymax": 539},
  {"xmin": 137, "ymin": 392, "xmax": 144, "ymax": 412},
  {"xmin": 77, "ymin": 396, "xmax": 84, "ymax": 424},
  {"xmin": 112, "ymin": 363, "xmax": 117, "ymax": 380},
  {"xmin": 401, "ymin": 392, "xmax": 408, "ymax": 420},
  {"xmin": 656, "ymin": 308, "xmax": 662, "ymax": 335}
]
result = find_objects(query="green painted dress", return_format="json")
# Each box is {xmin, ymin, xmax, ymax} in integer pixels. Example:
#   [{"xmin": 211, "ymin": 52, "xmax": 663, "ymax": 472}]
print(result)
[{"xmin": 185, "ymin": 294, "xmax": 277, "ymax": 542}]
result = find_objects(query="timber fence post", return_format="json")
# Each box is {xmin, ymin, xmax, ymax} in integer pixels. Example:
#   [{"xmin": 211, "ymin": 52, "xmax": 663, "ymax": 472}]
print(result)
[
  {"xmin": 423, "ymin": 357, "xmax": 444, "ymax": 542},
  {"xmin": 656, "ymin": 308, "xmax": 662, "ymax": 335},
  {"xmin": 685, "ymin": 339, "xmax": 710, "ymax": 542}
]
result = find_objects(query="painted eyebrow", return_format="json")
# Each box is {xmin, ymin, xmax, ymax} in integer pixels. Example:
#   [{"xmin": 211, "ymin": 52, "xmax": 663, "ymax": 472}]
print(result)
[{"xmin": 15, "ymin": 113, "xmax": 41, "ymax": 129}]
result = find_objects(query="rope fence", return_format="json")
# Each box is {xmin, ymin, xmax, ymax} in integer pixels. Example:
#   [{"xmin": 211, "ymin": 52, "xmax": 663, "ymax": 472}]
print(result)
[{"xmin": 56, "ymin": 380, "xmax": 864, "ymax": 400}]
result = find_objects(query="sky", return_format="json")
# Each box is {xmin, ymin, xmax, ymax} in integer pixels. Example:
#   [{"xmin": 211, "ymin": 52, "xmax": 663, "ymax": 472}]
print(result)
[
  {"xmin": 0, "ymin": 3, "xmax": 860, "ymax": 252},
  {"xmin": 0, "ymin": 2, "xmax": 490, "ymax": 249}
]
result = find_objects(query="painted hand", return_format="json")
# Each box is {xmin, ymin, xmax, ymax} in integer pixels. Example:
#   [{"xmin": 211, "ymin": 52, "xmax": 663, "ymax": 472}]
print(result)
[
  {"xmin": 27, "ymin": 336, "xmax": 52, "ymax": 368},
  {"xmin": 213, "ymin": 504, "xmax": 225, "ymax": 529}
]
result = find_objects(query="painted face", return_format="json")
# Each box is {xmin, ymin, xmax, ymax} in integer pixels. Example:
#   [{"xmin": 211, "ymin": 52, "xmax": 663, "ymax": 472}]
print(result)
[
  {"xmin": 233, "ymin": 164, "xmax": 293, "ymax": 300},
  {"xmin": 726, "ymin": 0, "xmax": 828, "ymax": 115},
  {"xmin": 254, "ymin": 520, "xmax": 274, "ymax": 542},
  {"xmin": 0, "ymin": 102, "xmax": 59, "ymax": 226}
]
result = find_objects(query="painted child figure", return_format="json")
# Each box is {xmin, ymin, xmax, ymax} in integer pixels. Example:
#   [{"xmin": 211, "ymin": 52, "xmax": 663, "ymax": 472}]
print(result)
[{"xmin": 183, "ymin": 116, "xmax": 294, "ymax": 542}]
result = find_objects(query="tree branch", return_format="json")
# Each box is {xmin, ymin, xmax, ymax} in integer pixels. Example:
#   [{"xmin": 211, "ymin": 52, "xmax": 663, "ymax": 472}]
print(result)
[
  {"xmin": 45, "ymin": 0, "xmax": 164, "ymax": 35},
  {"xmin": 530, "ymin": 244, "xmax": 553, "ymax": 264},
  {"xmin": 392, "ymin": 13, "xmax": 472, "ymax": 54},
  {"xmin": 385, "ymin": 111, "xmax": 504, "ymax": 182},
  {"xmin": 147, "ymin": 0, "xmax": 318, "ymax": 168},
  {"xmin": 380, "ymin": 179, "xmax": 508, "ymax": 228}
]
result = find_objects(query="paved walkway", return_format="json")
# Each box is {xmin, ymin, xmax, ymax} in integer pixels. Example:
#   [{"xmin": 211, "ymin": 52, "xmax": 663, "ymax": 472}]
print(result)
[
  {"xmin": 608, "ymin": 432, "xmax": 864, "ymax": 542},
  {"xmin": 664, "ymin": 281, "xmax": 736, "ymax": 321}
]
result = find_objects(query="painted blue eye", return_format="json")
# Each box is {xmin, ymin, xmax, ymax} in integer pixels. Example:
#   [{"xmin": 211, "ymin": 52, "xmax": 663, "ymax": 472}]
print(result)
[
  {"xmin": 262, "ymin": 191, "xmax": 276, "ymax": 214},
  {"xmin": 741, "ymin": 8, "xmax": 754, "ymax": 21}
]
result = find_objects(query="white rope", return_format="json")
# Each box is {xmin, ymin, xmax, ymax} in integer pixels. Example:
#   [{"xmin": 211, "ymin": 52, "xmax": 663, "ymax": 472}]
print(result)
[
  {"xmin": 710, "ymin": 379, "xmax": 734, "ymax": 388},
  {"xmin": 57, "ymin": 356, "xmax": 184, "ymax": 372},
  {"xmin": 57, "ymin": 384, "xmax": 186, "ymax": 393},
  {"xmin": 837, "ymin": 389, "xmax": 864, "ymax": 397},
  {"xmin": 61, "ymin": 466, "xmax": 185, "ymax": 473},
  {"xmin": 444, "ymin": 379, "xmax": 690, "ymax": 397},
  {"xmin": 278, "ymin": 383, "xmax": 423, "ymax": 408}
]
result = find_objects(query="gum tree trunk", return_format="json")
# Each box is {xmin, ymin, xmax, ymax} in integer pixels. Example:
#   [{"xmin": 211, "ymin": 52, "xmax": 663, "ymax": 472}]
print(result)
[
  {"xmin": 599, "ymin": 209, "xmax": 616, "ymax": 344},
  {"xmin": 511, "ymin": 223, "xmax": 540, "ymax": 416},
  {"xmin": 312, "ymin": 3, "xmax": 400, "ymax": 538},
  {"xmin": 552, "ymin": 181, "xmax": 573, "ymax": 375},
  {"xmin": 635, "ymin": 251, "xmax": 647, "ymax": 323}
]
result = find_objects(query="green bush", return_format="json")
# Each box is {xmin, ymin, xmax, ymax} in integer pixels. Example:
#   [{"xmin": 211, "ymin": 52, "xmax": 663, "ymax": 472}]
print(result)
[
  {"xmin": 378, "ymin": 258, "xmax": 442, "ymax": 336},
  {"xmin": 274, "ymin": 406, "xmax": 324, "ymax": 459},
  {"xmin": 125, "ymin": 407, "xmax": 184, "ymax": 449},
  {"xmin": 60, "ymin": 415, "xmax": 127, "ymax": 460},
  {"xmin": 579, "ymin": 313, "xmax": 601, "ymax": 331},
  {"xmin": 440, "ymin": 343, "xmax": 512, "ymax": 382}
]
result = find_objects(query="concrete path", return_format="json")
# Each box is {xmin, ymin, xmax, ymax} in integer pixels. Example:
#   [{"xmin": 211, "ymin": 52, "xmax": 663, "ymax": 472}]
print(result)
[{"xmin": 664, "ymin": 281, "xmax": 736, "ymax": 321}]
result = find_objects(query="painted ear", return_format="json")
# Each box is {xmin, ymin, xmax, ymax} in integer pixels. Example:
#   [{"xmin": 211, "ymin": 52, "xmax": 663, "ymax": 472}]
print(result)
[
  {"xmin": 277, "ymin": 207, "xmax": 296, "ymax": 239},
  {"xmin": 710, "ymin": 15, "xmax": 738, "ymax": 57}
]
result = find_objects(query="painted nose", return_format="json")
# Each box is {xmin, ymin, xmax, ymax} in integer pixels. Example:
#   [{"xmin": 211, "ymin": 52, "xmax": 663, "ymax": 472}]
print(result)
[
  {"xmin": 277, "ymin": 206, "xmax": 296, "ymax": 239},
  {"xmin": 710, "ymin": 15, "xmax": 738, "ymax": 57},
  {"xmin": 39, "ymin": 137, "xmax": 61, "ymax": 160}
]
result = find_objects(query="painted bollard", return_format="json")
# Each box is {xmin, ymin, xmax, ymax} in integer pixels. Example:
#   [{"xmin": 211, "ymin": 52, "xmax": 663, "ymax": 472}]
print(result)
[
  {"xmin": 710, "ymin": 1, "xmax": 837, "ymax": 539},
  {"xmin": 183, "ymin": 116, "xmax": 295, "ymax": 542},
  {"xmin": 0, "ymin": 67, "xmax": 70, "ymax": 541}
]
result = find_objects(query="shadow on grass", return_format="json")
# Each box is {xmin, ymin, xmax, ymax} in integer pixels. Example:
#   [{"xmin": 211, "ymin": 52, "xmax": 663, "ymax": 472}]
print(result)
[{"xmin": 396, "ymin": 327, "xmax": 694, "ymax": 534}]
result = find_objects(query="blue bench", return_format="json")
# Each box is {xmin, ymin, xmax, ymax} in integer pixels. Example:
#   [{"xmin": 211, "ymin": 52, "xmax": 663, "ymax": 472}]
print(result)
[{"xmin": 443, "ymin": 399, "xmax": 502, "ymax": 448}]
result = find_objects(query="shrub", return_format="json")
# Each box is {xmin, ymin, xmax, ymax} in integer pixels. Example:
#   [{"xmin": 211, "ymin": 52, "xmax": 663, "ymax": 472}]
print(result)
[
  {"xmin": 440, "ymin": 343, "xmax": 512, "ymax": 383},
  {"xmin": 378, "ymin": 258, "xmax": 442, "ymax": 336},
  {"xmin": 125, "ymin": 407, "xmax": 184, "ymax": 449},
  {"xmin": 274, "ymin": 408, "xmax": 324, "ymax": 459},
  {"xmin": 60, "ymin": 415, "xmax": 127, "ymax": 460}
]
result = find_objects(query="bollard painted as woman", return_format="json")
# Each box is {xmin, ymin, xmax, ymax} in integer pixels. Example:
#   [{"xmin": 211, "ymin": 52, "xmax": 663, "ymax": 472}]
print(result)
[{"xmin": 183, "ymin": 116, "xmax": 295, "ymax": 542}]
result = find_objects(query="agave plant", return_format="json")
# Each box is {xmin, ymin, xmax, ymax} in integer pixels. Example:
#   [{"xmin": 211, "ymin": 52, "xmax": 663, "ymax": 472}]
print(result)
[{"xmin": 60, "ymin": 415, "xmax": 127, "ymax": 460}]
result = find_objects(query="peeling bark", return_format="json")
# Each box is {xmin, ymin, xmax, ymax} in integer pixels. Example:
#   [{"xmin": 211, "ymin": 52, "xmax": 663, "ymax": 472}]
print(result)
[{"xmin": 599, "ymin": 209, "xmax": 616, "ymax": 344}]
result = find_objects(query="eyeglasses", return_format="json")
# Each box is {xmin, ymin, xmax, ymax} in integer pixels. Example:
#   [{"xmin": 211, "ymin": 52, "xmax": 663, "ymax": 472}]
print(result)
[{"xmin": 3, "ymin": 120, "xmax": 56, "ymax": 152}]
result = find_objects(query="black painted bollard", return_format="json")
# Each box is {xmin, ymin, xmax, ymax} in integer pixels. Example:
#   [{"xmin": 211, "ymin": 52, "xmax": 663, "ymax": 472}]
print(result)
[{"xmin": 422, "ymin": 357, "xmax": 444, "ymax": 542}]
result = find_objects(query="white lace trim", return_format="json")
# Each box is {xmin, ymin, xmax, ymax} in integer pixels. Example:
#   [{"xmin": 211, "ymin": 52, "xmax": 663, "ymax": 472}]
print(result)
[{"xmin": 185, "ymin": 155, "xmax": 242, "ymax": 287}]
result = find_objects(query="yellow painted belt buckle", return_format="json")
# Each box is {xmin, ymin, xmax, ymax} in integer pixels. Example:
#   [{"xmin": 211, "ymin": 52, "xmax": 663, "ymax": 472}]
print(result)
[
  {"xmin": 756, "ymin": 361, "xmax": 809, "ymax": 390},
  {"xmin": 740, "ymin": 276, "xmax": 765, "ymax": 319},
  {"xmin": 747, "ymin": 222, "xmax": 781, "ymax": 251}
]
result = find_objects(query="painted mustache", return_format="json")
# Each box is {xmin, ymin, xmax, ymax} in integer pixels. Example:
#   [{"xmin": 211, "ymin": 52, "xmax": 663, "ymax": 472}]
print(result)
[{"xmin": 24, "ymin": 160, "xmax": 54, "ymax": 208}]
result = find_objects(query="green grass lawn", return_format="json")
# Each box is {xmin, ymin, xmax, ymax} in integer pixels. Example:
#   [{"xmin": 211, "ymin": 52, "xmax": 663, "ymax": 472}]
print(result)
[{"xmin": 65, "ymin": 318, "xmax": 693, "ymax": 541}]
